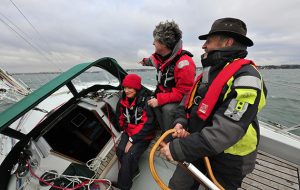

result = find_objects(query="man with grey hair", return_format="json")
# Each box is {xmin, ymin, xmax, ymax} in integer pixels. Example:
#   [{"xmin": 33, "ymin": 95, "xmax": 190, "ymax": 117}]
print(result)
[
  {"xmin": 160, "ymin": 18, "xmax": 267, "ymax": 189},
  {"xmin": 140, "ymin": 20, "xmax": 196, "ymax": 134}
]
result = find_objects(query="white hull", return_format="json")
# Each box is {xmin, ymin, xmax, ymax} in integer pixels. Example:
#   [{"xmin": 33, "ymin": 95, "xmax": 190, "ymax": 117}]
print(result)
[{"xmin": 1, "ymin": 59, "xmax": 299, "ymax": 190}]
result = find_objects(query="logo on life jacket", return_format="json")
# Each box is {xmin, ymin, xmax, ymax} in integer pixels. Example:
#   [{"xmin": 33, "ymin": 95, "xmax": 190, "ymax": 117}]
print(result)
[
  {"xmin": 185, "ymin": 59, "xmax": 256, "ymax": 121},
  {"xmin": 199, "ymin": 103, "xmax": 208, "ymax": 114}
]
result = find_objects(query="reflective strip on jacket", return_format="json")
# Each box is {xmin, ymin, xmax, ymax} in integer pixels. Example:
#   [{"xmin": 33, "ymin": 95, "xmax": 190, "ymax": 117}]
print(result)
[{"xmin": 169, "ymin": 59, "xmax": 267, "ymax": 176}]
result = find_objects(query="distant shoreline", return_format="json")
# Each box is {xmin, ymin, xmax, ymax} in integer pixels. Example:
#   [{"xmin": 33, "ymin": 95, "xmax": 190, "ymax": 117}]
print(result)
[
  {"xmin": 11, "ymin": 65, "xmax": 300, "ymax": 75},
  {"xmin": 258, "ymin": 64, "xmax": 300, "ymax": 69}
]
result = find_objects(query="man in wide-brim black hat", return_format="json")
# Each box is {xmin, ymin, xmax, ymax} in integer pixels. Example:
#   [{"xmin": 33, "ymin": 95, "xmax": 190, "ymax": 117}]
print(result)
[
  {"xmin": 198, "ymin": 17, "xmax": 253, "ymax": 47},
  {"xmin": 160, "ymin": 17, "xmax": 267, "ymax": 190}
]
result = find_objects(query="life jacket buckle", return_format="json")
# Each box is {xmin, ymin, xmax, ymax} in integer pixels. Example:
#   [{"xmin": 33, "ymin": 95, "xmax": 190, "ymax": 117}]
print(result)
[{"xmin": 194, "ymin": 96, "xmax": 202, "ymax": 105}]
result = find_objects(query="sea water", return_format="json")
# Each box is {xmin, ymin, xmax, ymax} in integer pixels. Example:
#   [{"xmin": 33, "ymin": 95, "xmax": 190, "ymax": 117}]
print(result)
[{"xmin": 1, "ymin": 69, "xmax": 300, "ymax": 135}]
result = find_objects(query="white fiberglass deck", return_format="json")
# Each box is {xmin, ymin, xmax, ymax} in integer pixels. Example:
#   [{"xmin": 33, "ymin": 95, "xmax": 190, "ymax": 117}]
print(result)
[{"xmin": 105, "ymin": 140, "xmax": 300, "ymax": 190}]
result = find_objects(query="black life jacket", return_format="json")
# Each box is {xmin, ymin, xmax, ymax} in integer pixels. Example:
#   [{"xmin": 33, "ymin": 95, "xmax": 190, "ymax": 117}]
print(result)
[
  {"xmin": 122, "ymin": 90, "xmax": 149, "ymax": 125},
  {"xmin": 156, "ymin": 50, "xmax": 193, "ymax": 89}
]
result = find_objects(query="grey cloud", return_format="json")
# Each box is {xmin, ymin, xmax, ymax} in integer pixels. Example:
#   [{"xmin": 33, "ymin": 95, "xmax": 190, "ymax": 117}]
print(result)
[{"xmin": 0, "ymin": 0, "xmax": 300, "ymax": 73}]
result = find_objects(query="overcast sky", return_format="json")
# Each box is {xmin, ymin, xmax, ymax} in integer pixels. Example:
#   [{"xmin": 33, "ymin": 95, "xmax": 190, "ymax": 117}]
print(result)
[{"xmin": 1, "ymin": 0, "xmax": 300, "ymax": 73}]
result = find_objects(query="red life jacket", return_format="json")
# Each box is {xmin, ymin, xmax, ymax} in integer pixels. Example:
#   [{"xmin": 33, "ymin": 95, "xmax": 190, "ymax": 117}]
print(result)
[{"xmin": 185, "ymin": 59, "xmax": 256, "ymax": 121}]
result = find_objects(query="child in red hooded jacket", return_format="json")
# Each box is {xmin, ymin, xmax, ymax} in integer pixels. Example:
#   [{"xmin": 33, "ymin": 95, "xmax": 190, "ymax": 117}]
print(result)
[{"xmin": 115, "ymin": 74, "xmax": 156, "ymax": 190}]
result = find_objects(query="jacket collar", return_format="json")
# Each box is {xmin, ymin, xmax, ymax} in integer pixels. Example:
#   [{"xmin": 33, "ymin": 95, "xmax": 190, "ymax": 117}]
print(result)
[
  {"xmin": 120, "ymin": 97, "xmax": 136, "ymax": 108},
  {"xmin": 201, "ymin": 48, "xmax": 248, "ymax": 69},
  {"xmin": 155, "ymin": 40, "xmax": 183, "ymax": 70}
]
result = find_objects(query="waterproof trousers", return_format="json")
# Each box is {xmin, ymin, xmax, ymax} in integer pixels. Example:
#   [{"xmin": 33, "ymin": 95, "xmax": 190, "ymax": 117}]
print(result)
[
  {"xmin": 154, "ymin": 103, "xmax": 178, "ymax": 131},
  {"xmin": 116, "ymin": 133, "xmax": 150, "ymax": 190}
]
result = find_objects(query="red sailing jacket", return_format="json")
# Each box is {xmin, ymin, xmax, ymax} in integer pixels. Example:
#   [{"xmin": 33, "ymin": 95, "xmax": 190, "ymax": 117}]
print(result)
[
  {"xmin": 185, "ymin": 59, "xmax": 256, "ymax": 120},
  {"xmin": 144, "ymin": 42, "xmax": 196, "ymax": 106},
  {"xmin": 118, "ymin": 94, "xmax": 155, "ymax": 143}
]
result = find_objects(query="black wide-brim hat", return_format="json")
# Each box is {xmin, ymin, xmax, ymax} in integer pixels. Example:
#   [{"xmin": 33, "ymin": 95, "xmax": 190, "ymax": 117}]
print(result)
[{"xmin": 198, "ymin": 18, "xmax": 253, "ymax": 47}]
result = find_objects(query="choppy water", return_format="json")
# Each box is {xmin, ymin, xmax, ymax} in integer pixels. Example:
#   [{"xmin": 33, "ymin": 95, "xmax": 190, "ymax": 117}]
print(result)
[
  {"xmin": 1, "ymin": 69, "xmax": 300, "ymax": 135},
  {"xmin": 129, "ymin": 69, "xmax": 300, "ymax": 131}
]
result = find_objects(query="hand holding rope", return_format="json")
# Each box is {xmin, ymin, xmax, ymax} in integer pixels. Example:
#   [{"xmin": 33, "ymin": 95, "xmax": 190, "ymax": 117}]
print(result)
[{"xmin": 149, "ymin": 129, "xmax": 225, "ymax": 190}]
